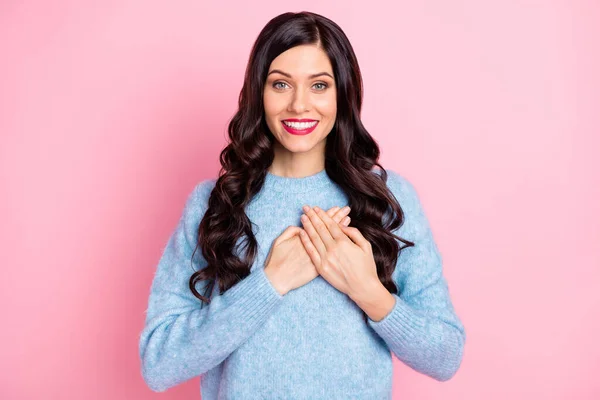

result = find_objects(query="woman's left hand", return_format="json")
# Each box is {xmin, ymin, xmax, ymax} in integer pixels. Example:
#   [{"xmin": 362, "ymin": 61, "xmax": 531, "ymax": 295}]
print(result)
[{"xmin": 299, "ymin": 205, "xmax": 379, "ymax": 300}]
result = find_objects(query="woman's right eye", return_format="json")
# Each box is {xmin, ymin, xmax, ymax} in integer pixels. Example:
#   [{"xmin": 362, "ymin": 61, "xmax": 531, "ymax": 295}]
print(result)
[{"xmin": 273, "ymin": 81, "xmax": 288, "ymax": 90}]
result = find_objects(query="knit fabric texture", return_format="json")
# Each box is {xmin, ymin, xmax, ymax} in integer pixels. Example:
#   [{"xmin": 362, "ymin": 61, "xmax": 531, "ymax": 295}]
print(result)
[{"xmin": 139, "ymin": 168, "xmax": 466, "ymax": 399}]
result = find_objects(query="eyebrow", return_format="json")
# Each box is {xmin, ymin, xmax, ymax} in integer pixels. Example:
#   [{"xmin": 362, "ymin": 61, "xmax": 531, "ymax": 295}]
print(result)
[{"xmin": 267, "ymin": 69, "xmax": 334, "ymax": 80}]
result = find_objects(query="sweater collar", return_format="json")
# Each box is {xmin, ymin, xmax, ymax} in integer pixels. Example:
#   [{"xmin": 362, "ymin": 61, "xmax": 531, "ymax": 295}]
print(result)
[{"xmin": 263, "ymin": 168, "xmax": 333, "ymax": 193}]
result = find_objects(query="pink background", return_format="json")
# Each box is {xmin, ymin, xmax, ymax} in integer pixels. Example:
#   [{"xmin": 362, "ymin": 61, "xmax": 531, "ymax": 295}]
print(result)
[{"xmin": 1, "ymin": 1, "xmax": 598, "ymax": 399}]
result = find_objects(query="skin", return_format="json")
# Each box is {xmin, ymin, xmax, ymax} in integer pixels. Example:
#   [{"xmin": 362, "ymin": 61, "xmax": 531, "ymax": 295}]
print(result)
[
  {"xmin": 300, "ymin": 205, "xmax": 396, "ymax": 322},
  {"xmin": 263, "ymin": 44, "xmax": 336, "ymax": 178},
  {"xmin": 263, "ymin": 44, "xmax": 395, "ymax": 321}
]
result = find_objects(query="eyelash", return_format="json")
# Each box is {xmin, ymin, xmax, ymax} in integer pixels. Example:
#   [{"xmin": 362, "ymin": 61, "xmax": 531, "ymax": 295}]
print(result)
[{"xmin": 272, "ymin": 81, "xmax": 329, "ymax": 91}]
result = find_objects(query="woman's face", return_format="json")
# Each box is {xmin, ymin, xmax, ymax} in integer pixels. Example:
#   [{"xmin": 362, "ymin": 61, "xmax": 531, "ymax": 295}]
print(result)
[{"xmin": 263, "ymin": 44, "xmax": 337, "ymax": 156}]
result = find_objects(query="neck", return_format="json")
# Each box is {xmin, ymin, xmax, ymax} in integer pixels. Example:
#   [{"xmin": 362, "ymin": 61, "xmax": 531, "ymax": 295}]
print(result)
[{"xmin": 268, "ymin": 140, "xmax": 326, "ymax": 178}]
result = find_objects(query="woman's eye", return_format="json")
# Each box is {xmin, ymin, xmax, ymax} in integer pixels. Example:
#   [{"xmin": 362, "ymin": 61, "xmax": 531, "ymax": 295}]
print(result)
[
  {"xmin": 273, "ymin": 82, "xmax": 288, "ymax": 90},
  {"xmin": 272, "ymin": 81, "xmax": 329, "ymax": 90}
]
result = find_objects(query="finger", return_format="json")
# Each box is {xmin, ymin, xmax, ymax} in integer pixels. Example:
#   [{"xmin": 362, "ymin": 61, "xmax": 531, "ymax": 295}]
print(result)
[
  {"xmin": 298, "ymin": 229, "xmax": 321, "ymax": 268},
  {"xmin": 313, "ymin": 206, "xmax": 346, "ymax": 242},
  {"xmin": 300, "ymin": 212, "xmax": 327, "ymax": 257},
  {"xmin": 326, "ymin": 206, "xmax": 340, "ymax": 218},
  {"xmin": 274, "ymin": 225, "xmax": 303, "ymax": 246},
  {"xmin": 332, "ymin": 206, "xmax": 351, "ymax": 224},
  {"xmin": 325, "ymin": 206, "xmax": 351, "ymax": 225},
  {"xmin": 340, "ymin": 225, "xmax": 371, "ymax": 252},
  {"xmin": 304, "ymin": 206, "xmax": 336, "ymax": 249}
]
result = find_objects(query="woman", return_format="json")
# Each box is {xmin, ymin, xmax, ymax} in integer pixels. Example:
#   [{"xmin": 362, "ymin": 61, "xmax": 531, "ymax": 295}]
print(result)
[{"xmin": 139, "ymin": 11, "xmax": 465, "ymax": 399}]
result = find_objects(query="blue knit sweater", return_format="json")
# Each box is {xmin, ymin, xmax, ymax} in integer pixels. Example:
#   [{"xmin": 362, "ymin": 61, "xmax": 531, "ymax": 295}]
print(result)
[{"xmin": 139, "ymin": 168, "xmax": 465, "ymax": 399}]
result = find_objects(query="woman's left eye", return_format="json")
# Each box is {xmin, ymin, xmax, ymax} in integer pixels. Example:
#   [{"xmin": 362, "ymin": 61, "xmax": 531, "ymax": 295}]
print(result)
[{"xmin": 313, "ymin": 83, "xmax": 328, "ymax": 90}]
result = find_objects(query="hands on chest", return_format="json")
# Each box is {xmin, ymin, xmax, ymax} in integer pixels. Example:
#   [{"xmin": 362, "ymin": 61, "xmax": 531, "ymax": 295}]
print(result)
[{"xmin": 264, "ymin": 205, "xmax": 380, "ymax": 303}]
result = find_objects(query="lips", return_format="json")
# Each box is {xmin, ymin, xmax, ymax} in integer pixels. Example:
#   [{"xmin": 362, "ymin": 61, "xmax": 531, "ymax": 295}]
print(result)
[{"xmin": 281, "ymin": 119, "xmax": 319, "ymax": 136}]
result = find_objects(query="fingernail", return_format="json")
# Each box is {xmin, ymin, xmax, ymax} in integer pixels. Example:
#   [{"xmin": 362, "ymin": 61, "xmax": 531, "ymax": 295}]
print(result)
[
  {"xmin": 302, "ymin": 205, "xmax": 310, "ymax": 212},
  {"xmin": 343, "ymin": 206, "xmax": 350, "ymax": 212},
  {"xmin": 314, "ymin": 206, "xmax": 321, "ymax": 212}
]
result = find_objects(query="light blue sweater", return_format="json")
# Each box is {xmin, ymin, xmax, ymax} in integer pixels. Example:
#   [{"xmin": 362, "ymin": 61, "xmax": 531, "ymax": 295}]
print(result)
[{"xmin": 139, "ymin": 168, "xmax": 465, "ymax": 399}]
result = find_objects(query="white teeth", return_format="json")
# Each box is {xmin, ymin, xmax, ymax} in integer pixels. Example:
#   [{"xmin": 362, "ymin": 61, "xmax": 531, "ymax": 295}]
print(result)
[{"xmin": 283, "ymin": 121, "xmax": 318, "ymax": 129}]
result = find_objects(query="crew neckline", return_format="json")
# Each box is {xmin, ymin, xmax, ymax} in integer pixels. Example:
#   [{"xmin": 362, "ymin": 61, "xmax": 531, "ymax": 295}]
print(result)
[{"xmin": 263, "ymin": 168, "xmax": 333, "ymax": 193}]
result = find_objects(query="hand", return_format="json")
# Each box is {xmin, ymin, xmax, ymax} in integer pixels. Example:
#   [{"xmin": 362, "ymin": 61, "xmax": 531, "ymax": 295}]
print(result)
[
  {"xmin": 298, "ymin": 205, "xmax": 379, "ymax": 301},
  {"xmin": 264, "ymin": 206, "xmax": 352, "ymax": 295}
]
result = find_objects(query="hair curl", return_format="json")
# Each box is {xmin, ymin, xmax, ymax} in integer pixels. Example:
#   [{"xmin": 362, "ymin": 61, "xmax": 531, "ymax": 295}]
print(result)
[{"xmin": 189, "ymin": 11, "xmax": 414, "ymax": 322}]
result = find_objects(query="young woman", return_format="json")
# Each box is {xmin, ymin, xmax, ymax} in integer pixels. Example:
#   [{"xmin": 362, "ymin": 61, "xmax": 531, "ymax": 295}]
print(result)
[{"xmin": 139, "ymin": 11, "xmax": 465, "ymax": 399}]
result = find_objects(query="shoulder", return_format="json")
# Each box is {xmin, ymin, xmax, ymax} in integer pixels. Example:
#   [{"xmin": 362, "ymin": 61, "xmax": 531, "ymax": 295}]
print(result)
[
  {"xmin": 178, "ymin": 178, "xmax": 217, "ymax": 245},
  {"xmin": 374, "ymin": 168, "xmax": 422, "ymax": 212},
  {"xmin": 374, "ymin": 167, "xmax": 430, "ymax": 238},
  {"xmin": 187, "ymin": 178, "xmax": 217, "ymax": 209}
]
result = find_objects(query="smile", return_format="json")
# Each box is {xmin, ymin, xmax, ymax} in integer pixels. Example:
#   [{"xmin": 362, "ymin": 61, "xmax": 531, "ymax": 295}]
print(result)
[{"xmin": 281, "ymin": 120, "xmax": 319, "ymax": 135}]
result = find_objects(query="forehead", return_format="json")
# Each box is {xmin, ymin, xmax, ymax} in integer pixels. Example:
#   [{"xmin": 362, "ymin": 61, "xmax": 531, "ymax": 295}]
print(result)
[{"xmin": 269, "ymin": 45, "xmax": 333, "ymax": 76}]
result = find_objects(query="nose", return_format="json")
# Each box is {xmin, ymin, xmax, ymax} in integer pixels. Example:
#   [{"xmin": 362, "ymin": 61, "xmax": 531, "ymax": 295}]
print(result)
[{"xmin": 288, "ymin": 88, "xmax": 309, "ymax": 114}]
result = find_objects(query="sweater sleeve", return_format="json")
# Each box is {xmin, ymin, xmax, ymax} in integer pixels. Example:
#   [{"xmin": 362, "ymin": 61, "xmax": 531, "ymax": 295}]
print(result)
[
  {"xmin": 367, "ymin": 170, "xmax": 466, "ymax": 382},
  {"xmin": 138, "ymin": 181, "xmax": 285, "ymax": 392}
]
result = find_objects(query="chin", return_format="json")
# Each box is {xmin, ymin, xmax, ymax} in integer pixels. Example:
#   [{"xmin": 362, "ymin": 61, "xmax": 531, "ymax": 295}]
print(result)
[{"xmin": 283, "ymin": 144, "xmax": 315, "ymax": 154}]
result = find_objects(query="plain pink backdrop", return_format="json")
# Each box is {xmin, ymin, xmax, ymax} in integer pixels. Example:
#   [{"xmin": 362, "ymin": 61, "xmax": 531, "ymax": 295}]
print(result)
[{"xmin": 1, "ymin": 1, "xmax": 598, "ymax": 399}]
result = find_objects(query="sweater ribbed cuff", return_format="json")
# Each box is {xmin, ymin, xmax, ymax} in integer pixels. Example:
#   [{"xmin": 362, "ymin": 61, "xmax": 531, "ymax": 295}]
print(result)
[
  {"xmin": 367, "ymin": 293, "xmax": 425, "ymax": 344},
  {"xmin": 219, "ymin": 267, "xmax": 284, "ymax": 324}
]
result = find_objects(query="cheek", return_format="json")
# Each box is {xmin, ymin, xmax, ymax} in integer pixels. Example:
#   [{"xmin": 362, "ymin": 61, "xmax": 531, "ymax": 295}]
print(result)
[
  {"xmin": 314, "ymin": 94, "xmax": 337, "ymax": 118},
  {"xmin": 263, "ymin": 92, "xmax": 286, "ymax": 118},
  {"xmin": 263, "ymin": 94, "xmax": 274, "ymax": 118}
]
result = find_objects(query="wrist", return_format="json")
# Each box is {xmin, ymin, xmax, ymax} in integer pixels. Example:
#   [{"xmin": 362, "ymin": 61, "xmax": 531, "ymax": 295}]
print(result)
[
  {"xmin": 264, "ymin": 266, "xmax": 288, "ymax": 296},
  {"xmin": 350, "ymin": 279, "xmax": 384, "ymax": 304},
  {"xmin": 351, "ymin": 281, "xmax": 396, "ymax": 322}
]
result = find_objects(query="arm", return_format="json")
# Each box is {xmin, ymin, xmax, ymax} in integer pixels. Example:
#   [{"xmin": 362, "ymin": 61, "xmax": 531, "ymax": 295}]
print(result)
[
  {"xmin": 365, "ymin": 171, "xmax": 466, "ymax": 382},
  {"xmin": 138, "ymin": 181, "xmax": 284, "ymax": 392}
]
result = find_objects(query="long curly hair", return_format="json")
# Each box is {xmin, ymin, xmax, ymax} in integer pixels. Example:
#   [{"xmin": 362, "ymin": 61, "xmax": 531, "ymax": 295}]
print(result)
[{"xmin": 189, "ymin": 11, "xmax": 415, "ymax": 321}]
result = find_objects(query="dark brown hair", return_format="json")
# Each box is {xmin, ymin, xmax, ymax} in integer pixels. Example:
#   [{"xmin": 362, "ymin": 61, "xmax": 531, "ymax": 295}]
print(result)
[{"xmin": 189, "ymin": 11, "xmax": 414, "ymax": 322}]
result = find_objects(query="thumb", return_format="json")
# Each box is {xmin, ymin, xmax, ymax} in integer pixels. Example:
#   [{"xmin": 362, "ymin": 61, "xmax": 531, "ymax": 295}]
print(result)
[
  {"xmin": 340, "ymin": 225, "xmax": 369, "ymax": 251},
  {"xmin": 274, "ymin": 226, "xmax": 303, "ymax": 246}
]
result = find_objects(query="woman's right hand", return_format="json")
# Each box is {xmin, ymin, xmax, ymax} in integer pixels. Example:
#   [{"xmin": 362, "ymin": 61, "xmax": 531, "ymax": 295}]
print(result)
[{"xmin": 264, "ymin": 206, "xmax": 351, "ymax": 296}]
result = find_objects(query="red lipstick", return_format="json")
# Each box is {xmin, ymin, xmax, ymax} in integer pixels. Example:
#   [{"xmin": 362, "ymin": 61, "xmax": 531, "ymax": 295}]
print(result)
[{"xmin": 281, "ymin": 119, "xmax": 319, "ymax": 135}]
